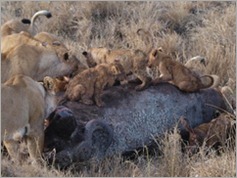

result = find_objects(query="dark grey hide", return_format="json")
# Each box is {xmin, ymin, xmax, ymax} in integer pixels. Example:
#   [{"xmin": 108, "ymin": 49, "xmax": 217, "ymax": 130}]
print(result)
[{"xmin": 44, "ymin": 83, "xmax": 228, "ymax": 169}]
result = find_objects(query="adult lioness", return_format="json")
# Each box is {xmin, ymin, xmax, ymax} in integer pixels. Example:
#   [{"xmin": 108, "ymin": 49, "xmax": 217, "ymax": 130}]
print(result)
[
  {"xmin": 1, "ymin": 10, "xmax": 52, "ymax": 54},
  {"xmin": 1, "ymin": 31, "xmax": 42, "ymax": 54},
  {"xmin": 1, "ymin": 74, "xmax": 56, "ymax": 163},
  {"xmin": 82, "ymin": 29, "xmax": 153, "ymax": 91},
  {"xmin": 147, "ymin": 49, "xmax": 219, "ymax": 92},
  {"xmin": 1, "ymin": 10, "xmax": 52, "ymax": 37},
  {"xmin": 1, "ymin": 32, "xmax": 79, "ymax": 83},
  {"xmin": 34, "ymin": 32, "xmax": 88, "ymax": 75}
]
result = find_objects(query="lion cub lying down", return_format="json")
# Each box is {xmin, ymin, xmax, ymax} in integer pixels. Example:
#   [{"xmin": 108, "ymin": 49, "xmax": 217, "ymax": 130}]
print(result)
[
  {"xmin": 64, "ymin": 61, "xmax": 125, "ymax": 107},
  {"xmin": 1, "ymin": 74, "xmax": 56, "ymax": 163},
  {"xmin": 147, "ymin": 49, "xmax": 219, "ymax": 92}
]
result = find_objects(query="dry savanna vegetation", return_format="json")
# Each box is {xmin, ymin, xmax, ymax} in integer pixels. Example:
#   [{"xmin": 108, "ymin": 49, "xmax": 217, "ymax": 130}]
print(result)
[{"xmin": 1, "ymin": 1, "xmax": 236, "ymax": 177}]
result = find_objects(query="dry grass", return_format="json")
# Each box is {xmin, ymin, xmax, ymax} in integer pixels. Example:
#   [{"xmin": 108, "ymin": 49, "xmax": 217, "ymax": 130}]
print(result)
[
  {"xmin": 1, "ymin": 127, "xmax": 236, "ymax": 177},
  {"xmin": 1, "ymin": 1, "xmax": 236, "ymax": 177}
]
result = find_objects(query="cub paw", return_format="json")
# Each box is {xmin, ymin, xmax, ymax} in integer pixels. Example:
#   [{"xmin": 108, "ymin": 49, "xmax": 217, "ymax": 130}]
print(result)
[{"xmin": 135, "ymin": 85, "xmax": 146, "ymax": 91}]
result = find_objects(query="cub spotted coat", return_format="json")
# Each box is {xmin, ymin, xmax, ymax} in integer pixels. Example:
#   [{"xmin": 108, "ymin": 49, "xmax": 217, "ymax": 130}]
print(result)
[
  {"xmin": 147, "ymin": 49, "xmax": 219, "ymax": 92},
  {"xmin": 64, "ymin": 61, "xmax": 125, "ymax": 107},
  {"xmin": 82, "ymin": 29, "xmax": 153, "ymax": 91}
]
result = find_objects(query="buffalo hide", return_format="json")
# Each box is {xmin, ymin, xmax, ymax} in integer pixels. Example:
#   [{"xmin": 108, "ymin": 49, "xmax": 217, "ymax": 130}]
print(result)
[{"xmin": 45, "ymin": 83, "xmax": 228, "ymax": 168}]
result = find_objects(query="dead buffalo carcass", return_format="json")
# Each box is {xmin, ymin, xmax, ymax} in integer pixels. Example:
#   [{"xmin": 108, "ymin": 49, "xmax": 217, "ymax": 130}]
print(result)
[{"xmin": 44, "ymin": 83, "xmax": 229, "ymax": 169}]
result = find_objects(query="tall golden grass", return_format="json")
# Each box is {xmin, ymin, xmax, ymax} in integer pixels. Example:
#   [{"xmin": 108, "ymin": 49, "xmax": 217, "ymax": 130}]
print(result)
[
  {"xmin": 1, "ymin": 1, "xmax": 236, "ymax": 177},
  {"xmin": 1, "ymin": 127, "xmax": 235, "ymax": 177}
]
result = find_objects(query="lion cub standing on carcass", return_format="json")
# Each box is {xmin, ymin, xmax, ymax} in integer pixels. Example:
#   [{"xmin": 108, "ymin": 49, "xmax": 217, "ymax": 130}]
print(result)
[
  {"xmin": 147, "ymin": 49, "xmax": 219, "ymax": 92},
  {"xmin": 63, "ymin": 60, "xmax": 125, "ymax": 107},
  {"xmin": 82, "ymin": 29, "xmax": 153, "ymax": 91},
  {"xmin": 1, "ymin": 74, "xmax": 56, "ymax": 164}
]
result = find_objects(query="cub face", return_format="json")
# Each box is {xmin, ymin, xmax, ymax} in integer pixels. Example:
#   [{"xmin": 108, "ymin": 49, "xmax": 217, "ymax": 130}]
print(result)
[
  {"xmin": 110, "ymin": 61, "xmax": 126, "ymax": 81},
  {"xmin": 147, "ymin": 48, "xmax": 166, "ymax": 68},
  {"xmin": 43, "ymin": 76, "xmax": 69, "ymax": 94},
  {"xmin": 82, "ymin": 47, "xmax": 109, "ymax": 68},
  {"xmin": 82, "ymin": 51, "xmax": 97, "ymax": 68}
]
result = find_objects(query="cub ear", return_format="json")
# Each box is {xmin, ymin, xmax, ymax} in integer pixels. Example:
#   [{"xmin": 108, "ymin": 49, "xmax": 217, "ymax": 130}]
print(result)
[
  {"xmin": 63, "ymin": 76, "xmax": 70, "ymax": 82},
  {"xmin": 111, "ymin": 66, "xmax": 119, "ymax": 75},
  {"xmin": 158, "ymin": 47, "xmax": 163, "ymax": 52},
  {"xmin": 43, "ymin": 76, "xmax": 54, "ymax": 91},
  {"xmin": 151, "ymin": 49, "xmax": 158, "ymax": 57},
  {"xmin": 82, "ymin": 51, "xmax": 88, "ymax": 56}
]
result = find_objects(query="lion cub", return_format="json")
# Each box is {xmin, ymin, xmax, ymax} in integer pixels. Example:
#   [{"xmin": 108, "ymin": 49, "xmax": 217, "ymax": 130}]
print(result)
[
  {"xmin": 43, "ymin": 76, "xmax": 70, "ymax": 94},
  {"xmin": 82, "ymin": 29, "xmax": 153, "ymax": 91},
  {"xmin": 64, "ymin": 61, "xmax": 125, "ymax": 107},
  {"xmin": 147, "ymin": 49, "xmax": 219, "ymax": 92}
]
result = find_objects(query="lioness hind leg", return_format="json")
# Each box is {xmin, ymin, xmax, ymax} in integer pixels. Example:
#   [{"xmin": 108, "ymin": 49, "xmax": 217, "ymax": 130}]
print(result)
[
  {"xmin": 3, "ymin": 140, "xmax": 21, "ymax": 163},
  {"xmin": 27, "ymin": 133, "xmax": 44, "ymax": 164}
]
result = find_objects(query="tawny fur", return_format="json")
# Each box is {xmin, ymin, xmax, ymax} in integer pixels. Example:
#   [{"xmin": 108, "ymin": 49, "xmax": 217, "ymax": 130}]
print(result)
[
  {"xmin": 1, "ymin": 32, "xmax": 79, "ymax": 83},
  {"xmin": 82, "ymin": 29, "xmax": 153, "ymax": 91},
  {"xmin": 64, "ymin": 61, "xmax": 125, "ymax": 107},
  {"xmin": 184, "ymin": 55, "xmax": 207, "ymax": 76},
  {"xmin": 43, "ymin": 76, "xmax": 69, "ymax": 93},
  {"xmin": 146, "ymin": 47, "xmax": 164, "ymax": 80},
  {"xmin": 147, "ymin": 49, "xmax": 219, "ymax": 92},
  {"xmin": 1, "ymin": 10, "xmax": 52, "ymax": 37},
  {"xmin": 1, "ymin": 31, "xmax": 42, "ymax": 54},
  {"xmin": 221, "ymin": 86, "xmax": 236, "ymax": 110},
  {"xmin": 1, "ymin": 10, "xmax": 52, "ymax": 57},
  {"xmin": 1, "ymin": 74, "xmax": 56, "ymax": 163},
  {"xmin": 148, "ymin": 51, "xmax": 220, "ymax": 88},
  {"xmin": 180, "ymin": 113, "xmax": 235, "ymax": 153},
  {"xmin": 35, "ymin": 32, "xmax": 68, "ymax": 46},
  {"xmin": 35, "ymin": 32, "xmax": 88, "ymax": 75}
]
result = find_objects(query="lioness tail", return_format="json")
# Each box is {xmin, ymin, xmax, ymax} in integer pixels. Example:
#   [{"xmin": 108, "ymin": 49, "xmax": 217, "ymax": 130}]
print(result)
[{"xmin": 30, "ymin": 10, "xmax": 52, "ymax": 35}]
